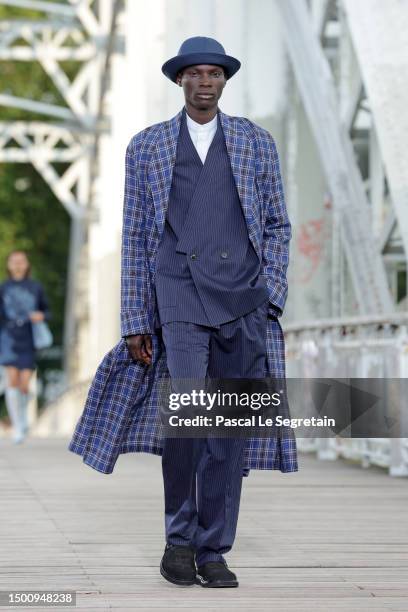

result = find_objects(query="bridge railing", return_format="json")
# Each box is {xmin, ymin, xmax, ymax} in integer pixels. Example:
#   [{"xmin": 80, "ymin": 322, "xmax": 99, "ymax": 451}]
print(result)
[{"xmin": 284, "ymin": 312, "xmax": 408, "ymax": 476}]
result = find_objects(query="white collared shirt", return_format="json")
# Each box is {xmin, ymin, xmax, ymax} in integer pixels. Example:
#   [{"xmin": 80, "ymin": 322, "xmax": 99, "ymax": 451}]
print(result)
[{"xmin": 186, "ymin": 111, "xmax": 218, "ymax": 164}]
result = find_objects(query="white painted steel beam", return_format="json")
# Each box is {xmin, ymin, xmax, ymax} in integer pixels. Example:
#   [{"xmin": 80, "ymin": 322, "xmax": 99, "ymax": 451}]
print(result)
[
  {"xmin": 1, "ymin": 0, "xmax": 76, "ymax": 17},
  {"xmin": 342, "ymin": 0, "xmax": 408, "ymax": 260},
  {"xmin": 0, "ymin": 93, "xmax": 77, "ymax": 121},
  {"xmin": 275, "ymin": 0, "xmax": 394, "ymax": 315}
]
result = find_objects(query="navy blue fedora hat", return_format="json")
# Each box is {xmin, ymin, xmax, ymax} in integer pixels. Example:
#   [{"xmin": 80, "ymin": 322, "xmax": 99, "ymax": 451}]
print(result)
[{"xmin": 161, "ymin": 36, "xmax": 241, "ymax": 83}]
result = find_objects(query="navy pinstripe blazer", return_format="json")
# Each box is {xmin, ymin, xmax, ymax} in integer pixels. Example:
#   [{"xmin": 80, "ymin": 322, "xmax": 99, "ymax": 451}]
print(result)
[{"xmin": 68, "ymin": 106, "xmax": 298, "ymax": 475}]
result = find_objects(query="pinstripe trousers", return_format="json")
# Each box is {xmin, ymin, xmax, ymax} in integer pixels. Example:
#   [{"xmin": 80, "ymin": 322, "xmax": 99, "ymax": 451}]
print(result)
[{"xmin": 161, "ymin": 298, "xmax": 269, "ymax": 567}]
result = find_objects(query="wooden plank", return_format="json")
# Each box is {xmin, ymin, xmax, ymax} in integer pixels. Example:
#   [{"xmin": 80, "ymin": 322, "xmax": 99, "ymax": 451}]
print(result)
[{"xmin": 0, "ymin": 438, "xmax": 407, "ymax": 611}]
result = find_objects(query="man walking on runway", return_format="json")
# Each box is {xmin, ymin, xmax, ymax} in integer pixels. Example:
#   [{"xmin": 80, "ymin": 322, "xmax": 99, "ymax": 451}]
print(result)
[{"xmin": 122, "ymin": 36, "xmax": 293, "ymax": 588}]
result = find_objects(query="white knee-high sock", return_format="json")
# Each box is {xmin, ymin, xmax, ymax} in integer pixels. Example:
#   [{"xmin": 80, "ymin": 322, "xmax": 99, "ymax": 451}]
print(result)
[
  {"xmin": 5, "ymin": 387, "xmax": 24, "ymax": 442},
  {"xmin": 18, "ymin": 390, "xmax": 30, "ymax": 434}
]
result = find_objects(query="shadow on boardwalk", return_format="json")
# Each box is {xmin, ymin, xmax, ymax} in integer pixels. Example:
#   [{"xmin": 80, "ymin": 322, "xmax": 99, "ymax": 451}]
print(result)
[{"xmin": 0, "ymin": 438, "xmax": 407, "ymax": 611}]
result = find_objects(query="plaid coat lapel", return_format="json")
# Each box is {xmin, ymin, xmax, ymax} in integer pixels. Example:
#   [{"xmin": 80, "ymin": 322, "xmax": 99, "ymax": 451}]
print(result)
[{"xmin": 148, "ymin": 109, "xmax": 182, "ymax": 237}]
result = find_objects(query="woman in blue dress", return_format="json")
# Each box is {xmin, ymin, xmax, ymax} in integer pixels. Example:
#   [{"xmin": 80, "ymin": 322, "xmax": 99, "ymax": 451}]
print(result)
[{"xmin": 0, "ymin": 250, "xmax": 51, "ymax": 443}]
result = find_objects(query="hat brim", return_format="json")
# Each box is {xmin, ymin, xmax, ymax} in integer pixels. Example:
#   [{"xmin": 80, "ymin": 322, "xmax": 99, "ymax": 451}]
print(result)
[{"xmin": 161, "ymin": 52, "xmax": 241, "ymax": 83}]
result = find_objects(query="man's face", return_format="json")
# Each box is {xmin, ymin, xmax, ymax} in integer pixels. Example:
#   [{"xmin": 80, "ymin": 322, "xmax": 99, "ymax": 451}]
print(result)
[{"xmin": 176, "ymin": 64, "xmax": 227, "ymax": 111}]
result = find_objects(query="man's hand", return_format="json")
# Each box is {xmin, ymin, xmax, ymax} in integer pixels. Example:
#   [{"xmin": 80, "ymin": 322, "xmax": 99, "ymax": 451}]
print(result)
[{"xmin": 125, "ymin": 334, "xmax": 152, "ymax": 366}]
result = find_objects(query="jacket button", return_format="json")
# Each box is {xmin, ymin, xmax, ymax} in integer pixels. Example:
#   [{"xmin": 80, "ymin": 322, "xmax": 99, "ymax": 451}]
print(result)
[
  {"xmin": 220, "ymin": 251, "xmax": 228, "ymax": 259},
  {"xmin": 190, "ymin": 253, "xmax": 197, "ymax": 260}
]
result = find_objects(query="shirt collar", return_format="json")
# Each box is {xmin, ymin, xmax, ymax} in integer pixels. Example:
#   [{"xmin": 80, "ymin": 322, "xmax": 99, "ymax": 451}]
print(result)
[{"xmin": 185, "ymin": 110, "xmax": 218, "ymax": 133}]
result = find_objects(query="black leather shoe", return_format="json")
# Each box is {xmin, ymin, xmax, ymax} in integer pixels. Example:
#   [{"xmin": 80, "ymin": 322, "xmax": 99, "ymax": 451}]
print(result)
[
  {"xmin": 160, "ymin": 544, "xmax": 196, "ymax": 586},
  {"xmin": 195, "ymin": 561, "xmax": 239, "ymax": 587}
]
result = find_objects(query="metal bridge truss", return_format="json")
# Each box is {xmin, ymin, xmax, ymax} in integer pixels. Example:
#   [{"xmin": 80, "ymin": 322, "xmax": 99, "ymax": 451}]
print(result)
[
  {"xmin": 276, "ymin": 0, "xmax": 408, "ymax": 315},
  {"xmin": 0, "ymin": 0, "xmax": 124, "ymax": 378},
  {"xmin": 278, "ymin": 0, "xmax": 408, "ymax": 475}
]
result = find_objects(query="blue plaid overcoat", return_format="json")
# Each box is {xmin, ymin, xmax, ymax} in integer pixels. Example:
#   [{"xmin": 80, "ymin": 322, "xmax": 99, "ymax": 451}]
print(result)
[{"xmin": 69, "ymin": 106, "xmax": 298, "ymax": 475}]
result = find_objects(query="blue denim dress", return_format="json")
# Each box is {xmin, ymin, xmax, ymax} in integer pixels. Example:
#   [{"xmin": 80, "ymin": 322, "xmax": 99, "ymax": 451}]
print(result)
[{"xmin": 0, "ymin": 278, "xmax": 50, "ymax": 369}]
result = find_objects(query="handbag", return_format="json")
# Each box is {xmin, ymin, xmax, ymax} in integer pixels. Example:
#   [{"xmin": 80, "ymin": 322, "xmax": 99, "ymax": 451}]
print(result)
[{"xmin": 32, "ymin": 320, "xmax": 53, "ymax": 350}]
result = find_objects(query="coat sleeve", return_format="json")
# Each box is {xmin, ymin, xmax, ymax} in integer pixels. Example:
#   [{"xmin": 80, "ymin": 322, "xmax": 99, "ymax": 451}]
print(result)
[
  {"xmin": 259, "ymin": 134, "xmax": 292, "ymax": 318},
  {"xmin": 120, "ymin": 135, "xmax": 153, "ymax": 337}
]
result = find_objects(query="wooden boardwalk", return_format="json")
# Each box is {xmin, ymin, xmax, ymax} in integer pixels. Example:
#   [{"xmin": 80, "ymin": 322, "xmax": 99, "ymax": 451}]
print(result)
[{"xmin": 0, "ymin": 438, "xmax": 407, "ymax": 611}]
